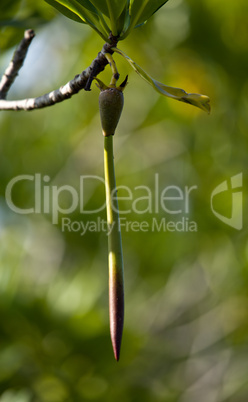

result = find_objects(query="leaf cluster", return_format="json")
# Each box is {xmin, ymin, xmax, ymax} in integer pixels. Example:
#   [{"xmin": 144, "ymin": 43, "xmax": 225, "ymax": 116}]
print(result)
[{"xmin": 44, "ymin": 0, "xmax": 169, "ymax": 41}]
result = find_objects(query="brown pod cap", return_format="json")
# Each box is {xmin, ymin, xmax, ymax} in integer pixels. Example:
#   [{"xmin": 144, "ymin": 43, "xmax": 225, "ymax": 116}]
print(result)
[{"xmin": 99, "ymin": 88, "xmax": 124, "ymax": 137}]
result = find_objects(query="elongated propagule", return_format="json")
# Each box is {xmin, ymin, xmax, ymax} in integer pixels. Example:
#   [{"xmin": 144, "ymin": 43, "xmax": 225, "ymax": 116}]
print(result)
[
  {"xmin": 98, "ymin": 75, "xmax": 127, "ymax": 360},
  {"xmin": 104, "ymin": 134, "xmax": 124, "ymax": 361}
]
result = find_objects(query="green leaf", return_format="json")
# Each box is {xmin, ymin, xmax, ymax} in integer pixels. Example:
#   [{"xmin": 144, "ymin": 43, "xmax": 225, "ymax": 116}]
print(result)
[
  {"xmin": 116, "ymin": 3, "xmax": 131, "ymax": 38},
  {"xmin": 89, "ymin": 0, "xmax": 127, "ymax": 36},
  {"xmin": 44, "ymin": 0, "xmax": 110, "ymax": 40},
  {"xmin": 74, "ymin": 0, "xmax": 112, "ymax": 39},
  {"xmin": 113, "ymin": 47, "xmax": 211, "ymax": 113},
  {"xmin": 119, "ymin": 0, "xmax": 169, "ymax": 39},
  {"xmin": 89, "ymin": 0, "xmax": 127, "ymax": 20},
  {"xmin": 130, "ymin": 0, "xmax": 169, "ymax": 28},
  {"xmin": 44, "ymin": 0, "xmax": 170, "ymax": 41},
  {"xmin": 72, "ymin": 0, "xmax": 103, "ymax": 17},
  {"xmin": 44, "ymin": 0, "xmax": 85, "ymax": 23}
]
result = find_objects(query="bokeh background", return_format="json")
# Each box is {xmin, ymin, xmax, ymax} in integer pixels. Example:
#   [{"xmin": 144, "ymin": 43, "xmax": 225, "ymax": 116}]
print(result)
[{"xmin": 1, "ymin": 0, "xmax": 248, "ymax": 401}]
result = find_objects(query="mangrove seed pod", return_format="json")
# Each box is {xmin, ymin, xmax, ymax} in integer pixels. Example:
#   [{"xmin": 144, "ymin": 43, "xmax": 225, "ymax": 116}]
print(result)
[
  {"xmin": 99, "ymin": 87, "xmax": 124, "ymax": 137},
  {"xmin": 104, "ymin": 135, "xmax": 124, "ymax": 361}
]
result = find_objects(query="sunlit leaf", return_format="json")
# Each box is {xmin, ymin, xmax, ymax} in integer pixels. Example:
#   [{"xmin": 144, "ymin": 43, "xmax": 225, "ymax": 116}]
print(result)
[
  {"xmin": 130, "ymin": 0, "xmax": 169, "ymax": 28},
  {"xmin": 44, "ymin": 0, "xmax": 171, "ymax": 41},
  {"xmin": 113, "ymin": 47, "xmax": 211, "ymax": 113},
  {"xmin": 45, "ymin": 0, "xmax": 85, "ymax": 23},
  {"xmin": 44, "ymin": 0, "xmax": 110, "ymax": 40},
  {"xmin": 119, "ymin": 0, "xmax": 170, "ymax": 39}
]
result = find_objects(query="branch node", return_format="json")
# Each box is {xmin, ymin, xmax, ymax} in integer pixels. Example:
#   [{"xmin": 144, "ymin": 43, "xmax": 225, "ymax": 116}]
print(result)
[
  {"xmin": 24, "ymin": 29, "xmax": 35, "ymax": 41},
  {"xmin": 0, "ymin": 34, "xmax": 120, "ymax": 110}
]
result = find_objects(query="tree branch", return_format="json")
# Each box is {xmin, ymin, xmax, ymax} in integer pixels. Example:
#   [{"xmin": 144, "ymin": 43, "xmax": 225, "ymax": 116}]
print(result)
[
  {"xmin": 0, "ymin": 30, "xmax": 116, "ymax": 111},
  {"xmin": 0, "ymin": 29, "xmax": 35, "ymax": 100}
]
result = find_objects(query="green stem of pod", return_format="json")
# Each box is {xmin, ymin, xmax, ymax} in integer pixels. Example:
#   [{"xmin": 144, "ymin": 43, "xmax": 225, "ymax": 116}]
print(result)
[{"xmin": 104, "ymin": 135, "xmax": 124, "ymax": 361}]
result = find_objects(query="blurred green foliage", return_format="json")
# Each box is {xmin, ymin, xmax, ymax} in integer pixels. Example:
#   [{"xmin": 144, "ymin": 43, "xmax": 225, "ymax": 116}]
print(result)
[
  {"xmin": 0, "ymin": 0, "xmax": 248, "ymax": 401},
  {"xmin": 0, "ymin": 0, "xmax": 56, "ymax": 50}
]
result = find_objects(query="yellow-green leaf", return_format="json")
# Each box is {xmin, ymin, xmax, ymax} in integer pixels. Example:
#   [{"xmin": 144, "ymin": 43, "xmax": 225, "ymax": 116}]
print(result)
[
  {"xmin": 44, "ymin": 0, "xmax": 86, "ymax": 23},
  {"xmin": 130, "ymin": 0, "xmax": 169, "ymax": 26},
  {"xmin": 113, "ymin": 47, "xmax": 211, "ymax": 113},
  {"xmin": 44, "ymin": 0, "xmax": 110, "ymax": 40}
]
